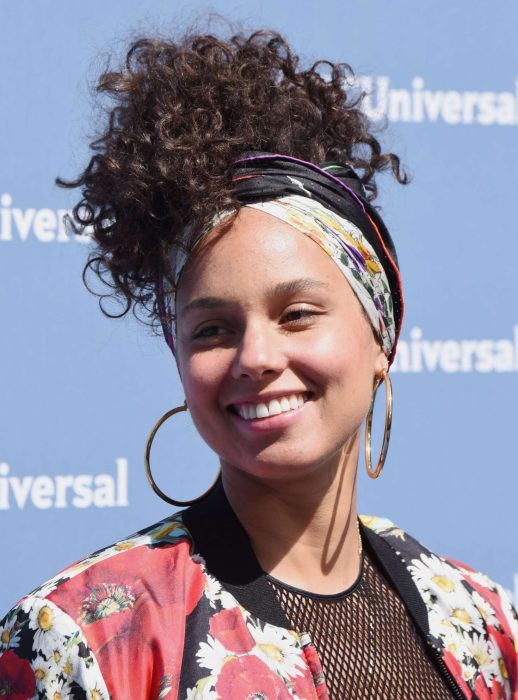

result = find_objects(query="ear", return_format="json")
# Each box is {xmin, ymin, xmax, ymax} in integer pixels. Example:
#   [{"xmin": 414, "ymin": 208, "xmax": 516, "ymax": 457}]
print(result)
[{"xmin": 373, "ymin": 341, "xmax": 389, "ymax": 378}]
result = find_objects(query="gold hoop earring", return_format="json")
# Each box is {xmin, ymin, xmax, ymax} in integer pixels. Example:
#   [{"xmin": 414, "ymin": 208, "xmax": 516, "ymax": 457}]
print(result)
[
  {"xmin": 365, "ymin": 370, "xmax": 393, "ymax": 479},
  {"xmin": 145, "ymin": 401, "xmax": 221, "ymax": 506}
]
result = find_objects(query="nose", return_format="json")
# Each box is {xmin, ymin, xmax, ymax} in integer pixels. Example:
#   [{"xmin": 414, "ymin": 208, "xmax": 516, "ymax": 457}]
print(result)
[{"xmin": 230, "ymin": 319, "xmax": 287, "ymax": 381}]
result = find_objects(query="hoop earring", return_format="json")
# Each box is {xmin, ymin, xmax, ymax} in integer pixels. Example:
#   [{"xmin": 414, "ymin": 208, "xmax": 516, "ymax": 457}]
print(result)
[
  {"xmin": 365, "ymin": 370, "xmax": 393, "ymax": 479},
  {"xmin": 145, "ymin": 401, "xmax": 221, "ymax": 506}
]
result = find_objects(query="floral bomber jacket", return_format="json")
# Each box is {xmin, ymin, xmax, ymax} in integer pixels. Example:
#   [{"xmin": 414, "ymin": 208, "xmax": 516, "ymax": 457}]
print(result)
[{"xmin": 1, "ymin": 491, "xmax": 517, "ymax": 700}]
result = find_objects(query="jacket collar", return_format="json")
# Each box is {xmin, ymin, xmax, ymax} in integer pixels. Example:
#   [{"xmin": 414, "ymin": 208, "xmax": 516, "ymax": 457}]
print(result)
[
  {"xmin": 180, "ymin": 483, "xmax": 516, "ymax": 700},
  {"xmin": 181, "ymin": 483, "xmax": 432, "ymax": 640}
]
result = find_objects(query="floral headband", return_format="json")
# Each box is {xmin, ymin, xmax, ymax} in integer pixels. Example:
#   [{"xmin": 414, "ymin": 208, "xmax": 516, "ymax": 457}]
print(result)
[{"xmin": 159, "ymin": 153, "xmax": 403, "ymax": 363}]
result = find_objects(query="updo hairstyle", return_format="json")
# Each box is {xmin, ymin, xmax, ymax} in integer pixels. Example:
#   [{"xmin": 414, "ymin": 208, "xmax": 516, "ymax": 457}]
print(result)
[{"xmin": 58, "ymin": 28, "xmax": 407, "ymax": 327}]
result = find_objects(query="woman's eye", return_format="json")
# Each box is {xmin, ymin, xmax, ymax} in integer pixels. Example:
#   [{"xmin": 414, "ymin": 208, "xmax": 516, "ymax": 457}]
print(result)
[
  {"xmin": 192, "ymin": 325, "xmax": 227, "ymax": 340},
  {"xmin": 282, "ymin": 308, "xmax": 318, "ymax": 324}
]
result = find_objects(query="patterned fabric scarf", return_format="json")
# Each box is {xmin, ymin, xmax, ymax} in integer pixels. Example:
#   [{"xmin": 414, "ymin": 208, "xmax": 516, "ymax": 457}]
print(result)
[{"xmin": 159, "ymin": 153, "xmax": 404, "ymax": 362}]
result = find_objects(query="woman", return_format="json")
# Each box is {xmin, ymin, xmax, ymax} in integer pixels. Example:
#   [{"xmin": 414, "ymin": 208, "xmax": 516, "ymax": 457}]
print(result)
[{"xmin": 0, "ymin": 29, "xmax": 517, "ymax": 700}]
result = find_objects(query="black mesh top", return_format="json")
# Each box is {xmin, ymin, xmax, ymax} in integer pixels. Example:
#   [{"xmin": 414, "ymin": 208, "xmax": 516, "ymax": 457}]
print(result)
[
  {"xmin": 181, "ymin": 484, "xmax": 462, "ymax": 699},
  {"xmin": 267, "ymin": 543, "xmax": 456, "ymax": 700}
]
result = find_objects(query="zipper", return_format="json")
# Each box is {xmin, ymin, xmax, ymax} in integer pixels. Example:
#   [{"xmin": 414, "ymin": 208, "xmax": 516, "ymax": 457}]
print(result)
[
  {"xmin": 430, "ymin": 643, "xmax": 471, "ymax": 700},
  {"xmin": 358, "ymin": 525, "xmax": 476, "ymax": 700}
]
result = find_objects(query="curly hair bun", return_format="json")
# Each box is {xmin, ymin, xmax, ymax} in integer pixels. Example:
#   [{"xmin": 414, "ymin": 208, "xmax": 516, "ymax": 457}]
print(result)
[{"xmin": 57, "ymin": 28, "xmax": 407, "ymax": 328}]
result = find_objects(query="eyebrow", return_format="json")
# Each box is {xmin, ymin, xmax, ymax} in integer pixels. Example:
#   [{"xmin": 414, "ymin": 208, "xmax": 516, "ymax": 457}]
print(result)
[
  {"xmin": 179, "ymin": 278, "xmax": 332, "ymax": 316},
  {"xmin": 266, "ymin": 278, "xmax": 332, "ymax": 301}
]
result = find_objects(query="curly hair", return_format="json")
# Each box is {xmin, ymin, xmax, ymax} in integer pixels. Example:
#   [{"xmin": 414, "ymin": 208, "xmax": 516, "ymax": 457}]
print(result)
[{"xmin": 58, "ymin": 28, "xmax": 408, "ymax": 326}]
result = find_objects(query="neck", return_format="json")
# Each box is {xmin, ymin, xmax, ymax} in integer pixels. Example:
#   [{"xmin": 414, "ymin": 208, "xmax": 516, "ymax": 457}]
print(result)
[{"xmin": 222, "ymin": 434, "xmax": 361, "ymax": 595}]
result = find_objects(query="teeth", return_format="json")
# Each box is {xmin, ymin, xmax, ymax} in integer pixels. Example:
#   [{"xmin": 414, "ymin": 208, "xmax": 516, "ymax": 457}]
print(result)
[
  {"xmin": 289, "ymin": 395, "xmax": 299, "ymax": 410},
  {"xmin": 268, "ymin": 399, "xmax": 282, "ymax": 416},
  {"xmin": 280, "ymin": 397, "xmax": 290, "ymax": 412},
  {"xmin": 256, "ymin": 403, "xmax": 269, "ymax": 419},
  {"xmin": 235, "ymin": 393, "xmax": 309, "ymax": 421}
]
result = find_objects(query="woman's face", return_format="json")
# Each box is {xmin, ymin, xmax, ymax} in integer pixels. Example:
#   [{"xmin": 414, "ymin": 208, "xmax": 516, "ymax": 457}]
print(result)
[{"xmin": 175, "ymin": 207, "xmax": 388, "ymax": 482}]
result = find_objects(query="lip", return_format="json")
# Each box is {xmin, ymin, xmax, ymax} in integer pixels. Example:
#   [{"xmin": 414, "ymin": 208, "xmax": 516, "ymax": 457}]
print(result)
[{"xmin": 227, "ymin": 392, "xmax": 313, "ymax": 432}]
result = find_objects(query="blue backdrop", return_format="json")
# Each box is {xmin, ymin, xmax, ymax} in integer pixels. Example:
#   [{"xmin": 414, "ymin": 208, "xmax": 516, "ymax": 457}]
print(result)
[{"xmin": 1, "ymin": 0, "xmax": 516, "ymax": 614}]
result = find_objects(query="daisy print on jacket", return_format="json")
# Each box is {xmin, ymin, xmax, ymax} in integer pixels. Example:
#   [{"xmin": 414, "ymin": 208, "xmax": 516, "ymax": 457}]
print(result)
[{"xmin": 0, "ymin": 512, "xmax": 517, "ymax": 699}]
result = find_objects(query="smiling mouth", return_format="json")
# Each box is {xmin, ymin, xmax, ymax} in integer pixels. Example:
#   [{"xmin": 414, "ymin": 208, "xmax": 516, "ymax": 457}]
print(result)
[{"xmin": 229, "ymin": 392, "xmax": 313, "ymax": 421}]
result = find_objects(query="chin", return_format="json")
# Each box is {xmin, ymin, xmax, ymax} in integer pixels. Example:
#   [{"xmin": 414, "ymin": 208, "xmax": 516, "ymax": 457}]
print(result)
[{"xmin": 221, "ymin": 443, "xmax": 345, "ymax": 482}]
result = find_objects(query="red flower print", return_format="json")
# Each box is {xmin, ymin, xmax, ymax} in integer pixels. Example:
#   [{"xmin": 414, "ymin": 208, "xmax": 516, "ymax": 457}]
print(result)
[
  {"xmin": 473, "ymin": 674, "xmax": 492, "ymax": 700},
  {"xmin": 183, "ymin": 553, "xmax": 206, "ymax": 614},
  {"xmin": 0, "ymin": 650, "xmax": 36, "ymax": 700},
  {"xmin": 301, "ymin": 640, "xmax": 326, "ymax": 689},
  {"xmin": 209, "ymin": 607, "xmax": 255, "ymax": 654},
  {"xmin": 464, "ymin": 574, "xmax": 514, "ymax": 639},
  {"xmin": 291, "ymin": 673, "xmax": 319, "ymax": 698},
  {"xmin": 215, "ymin": 655, "xmax": 292, "ymax": 699},
  {"xmin": 445, "ymin": 556, "xmax": 477, "ymax": 574},
  {"xmin": 315, "ymin": 683, "xmax": 330, "ymax": 699},
  {"xmin": 487, "ymin": 625, "xmax": 517, "ymax": 691},
  {"xmin": 474, "ymin": 673, "xmax": 507, "ymax": 700},
  {"xmin": 440, "ymin": 650, "xmax": 471, "ymax": 699},
  {"xmin": 491, "ymin": 679, "xmax": 506, "ymax": 700},
  {"xmin": 45, "ymin": 541, "xmax": 203, "ymax": 700}
]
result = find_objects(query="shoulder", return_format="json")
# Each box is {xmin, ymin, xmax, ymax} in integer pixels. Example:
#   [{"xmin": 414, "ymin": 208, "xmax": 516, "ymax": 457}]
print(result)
[
  {"xmin": 10, "ymin": 512, "xmax": 197, "ymax": 611},
  {"xmin": 361, "ymin": 514, "xmax": 518, "ymax": 697},
  {"xmin": 360, "ymin": 513, "xmax": 517, "ymax": 618},
  {"xmin": 0, "ymin": 513, "xmax": 206, "ymax": 699}
]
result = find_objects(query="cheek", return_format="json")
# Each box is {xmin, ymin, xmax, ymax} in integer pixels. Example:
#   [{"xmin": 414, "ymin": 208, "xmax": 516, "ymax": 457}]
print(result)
[
  {"xmin": 307, "ymin": 325, "xmax": 376, "ymax": 413},
  {"xmin": 306, "ymin": 323, "xmax": 373, "ymax": 377},
  {"xmin": 178, "ymin": 352, "xmax": 232, "ymax": 434},
  {"xmin": 177, "ymin": 367, "xmax": 220, "ymax": 452}
]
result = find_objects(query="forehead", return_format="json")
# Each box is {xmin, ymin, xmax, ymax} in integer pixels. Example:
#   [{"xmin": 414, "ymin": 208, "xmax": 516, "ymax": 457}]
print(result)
[{"xmin": 176, "ymin": 207, "xmax": 348, "ymax": 306}]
